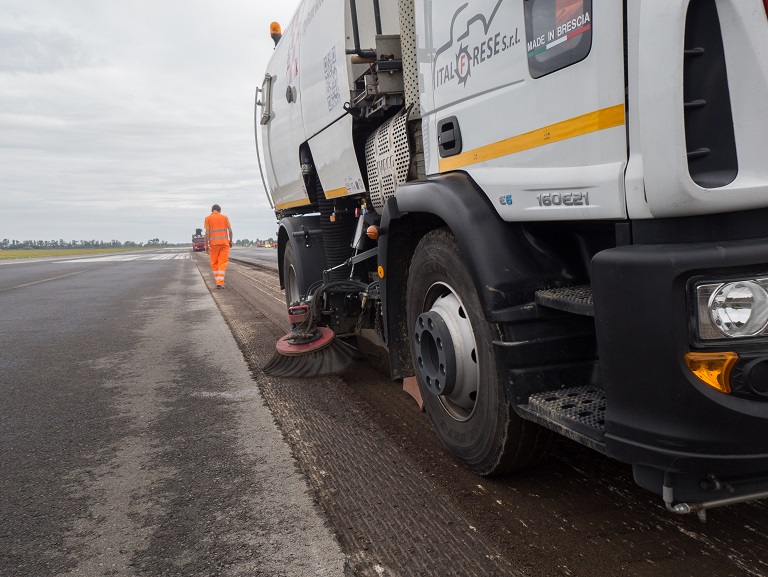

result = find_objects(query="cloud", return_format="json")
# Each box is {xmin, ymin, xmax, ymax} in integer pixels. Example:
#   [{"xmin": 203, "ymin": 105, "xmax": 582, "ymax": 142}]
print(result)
[
  {"xmin": 0, "ymin": 26, "xmax": 97, "ymax": 73},
  {"xmin": 0, "ymin": 0, "xmax": 299, "ymax": 243}
]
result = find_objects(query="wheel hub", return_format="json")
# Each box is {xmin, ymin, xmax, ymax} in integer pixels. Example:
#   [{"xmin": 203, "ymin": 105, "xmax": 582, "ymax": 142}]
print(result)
[
  {"xmin": 414, "ymin": 286, "xmax": 479, "ymax": 419},
  {"xmin": 414, "ymin": 311, "xmax": 457, "ymax": 396}
]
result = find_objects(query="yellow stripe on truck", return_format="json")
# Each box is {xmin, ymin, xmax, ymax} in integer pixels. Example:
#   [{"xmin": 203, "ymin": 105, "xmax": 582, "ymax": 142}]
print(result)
[
  {"xmin": 275, "ymin": 198, "xmax": 312, "ymax": 210},
  {"xmin": 324, "ymin": 187, "xmax": 349, "ymax": 199},
  {"xmin": 438, "ymin": 103, "xmax": 625, "ymax": 172}
]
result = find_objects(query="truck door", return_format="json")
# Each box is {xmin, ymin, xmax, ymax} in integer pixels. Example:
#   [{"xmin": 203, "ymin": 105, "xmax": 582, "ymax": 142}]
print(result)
[
  {"xmin": 261, "ymin": 5, "xmax": 311, "ymax": 212},
  {"xmin": 300, "ymin": 0, "xmax": 367, "ymax": 200},
  {"xmin": 417, "ymin": 0, "xmax": 627, "ymax": 222}
]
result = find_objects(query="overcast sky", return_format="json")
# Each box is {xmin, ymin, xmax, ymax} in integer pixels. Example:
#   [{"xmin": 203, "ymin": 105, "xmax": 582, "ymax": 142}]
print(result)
[{"xmin": 0, "ymin": 0, "xmax": 299, "ymax": 244}]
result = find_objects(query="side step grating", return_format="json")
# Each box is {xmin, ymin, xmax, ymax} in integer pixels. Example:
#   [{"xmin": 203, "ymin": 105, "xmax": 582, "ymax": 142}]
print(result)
[
  {"xmin": 535, "ymin": 285, "xmax": 594, "ymax": 316},
  {"xmin": 518, "ymin": 386, "xmax": 606, "ymax": 452}
]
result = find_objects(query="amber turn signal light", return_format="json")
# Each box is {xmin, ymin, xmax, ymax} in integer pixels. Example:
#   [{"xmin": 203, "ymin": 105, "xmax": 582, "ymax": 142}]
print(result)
[
  {"xmin": 684, "ymin": 352, "xmax": 739, "ymax": 394},
  {"xmin": 367, "ymin": 226, "xmax": 379, "ymax": 240}
]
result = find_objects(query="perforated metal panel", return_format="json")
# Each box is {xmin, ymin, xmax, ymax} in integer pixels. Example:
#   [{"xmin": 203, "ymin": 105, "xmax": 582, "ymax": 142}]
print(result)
[
  {"xmin": 529, "ymin": 386, "xmax": 606, "ymax": 433},
  {"xmin": 398, "ymin": 0, "xmax": 420, "ymax": 119},
  {"xmin": 366, "ymin": 110, "xmax": 412, "ymax": 211}
]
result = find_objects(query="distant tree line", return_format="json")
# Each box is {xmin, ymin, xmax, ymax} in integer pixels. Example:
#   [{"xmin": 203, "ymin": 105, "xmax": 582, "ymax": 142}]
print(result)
[
  {"xmin": 1, "ymin": 238, "xmax": 276, "ymax": 250},
  {"xmin": 0, "ymin": 238, "xmax": 178, "ymax": 250},
  {"xmin": 235, "ymin": 238, "xmax": 275, "ymax": 247}
]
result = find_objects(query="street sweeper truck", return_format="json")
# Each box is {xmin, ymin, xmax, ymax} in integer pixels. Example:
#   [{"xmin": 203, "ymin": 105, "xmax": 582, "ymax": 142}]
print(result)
[
  {"xmin": 255, "ymin": 0, "xmax": 768, "ymax": 518},
  {"xmin": 192, "ymin": 229, "xmax": 205, "ymax": 252}
]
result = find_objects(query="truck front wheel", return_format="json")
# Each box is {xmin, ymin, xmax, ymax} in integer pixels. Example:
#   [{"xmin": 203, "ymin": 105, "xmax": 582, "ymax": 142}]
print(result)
[{"xmin": 406, "ymin": 228, "xmax": 552, "ymax": 475}]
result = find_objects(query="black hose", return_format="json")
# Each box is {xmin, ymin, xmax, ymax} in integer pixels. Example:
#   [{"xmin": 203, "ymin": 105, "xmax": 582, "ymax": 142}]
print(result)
[
  {"xmin": 309, "ymin": 279, "xmax": 369, "ymax": 321},
  {"xmin": 373, "ymin": 0, "xmax": 382, "ymax": 35},
  {"xmin": 348, "ymin": 0, "xmax": 376, "ymax": 59}
]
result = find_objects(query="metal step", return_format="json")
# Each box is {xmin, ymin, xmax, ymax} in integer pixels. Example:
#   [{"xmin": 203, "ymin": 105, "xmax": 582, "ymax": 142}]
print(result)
[
  {"xmin": 535, "ymin": 285, "xmax": 593, "ymax": 316},
  {"xmin": 517, "ymin": 385, "xmax": 606, "ymax": 452}
]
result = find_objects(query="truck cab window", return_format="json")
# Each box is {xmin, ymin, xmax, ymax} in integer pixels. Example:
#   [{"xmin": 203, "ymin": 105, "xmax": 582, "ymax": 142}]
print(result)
[{"xmin": 525, "ymin": 0, "xmax": 593, "ymax": 78}]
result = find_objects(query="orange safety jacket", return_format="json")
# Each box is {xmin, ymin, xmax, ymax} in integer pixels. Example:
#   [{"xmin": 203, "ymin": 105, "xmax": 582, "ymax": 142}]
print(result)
[{"xmin": 204, "ymin": 212, "xmax": 231, "ymax": 246}]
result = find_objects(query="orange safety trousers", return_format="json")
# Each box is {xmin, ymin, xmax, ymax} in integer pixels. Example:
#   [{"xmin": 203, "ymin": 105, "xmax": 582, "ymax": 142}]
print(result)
[{"xmin": 209, "ymin": 243, "xmax": 230, "ymax": 286}]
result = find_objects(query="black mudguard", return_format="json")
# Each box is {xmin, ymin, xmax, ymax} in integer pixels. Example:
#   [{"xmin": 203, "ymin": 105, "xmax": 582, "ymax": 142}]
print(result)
[
  {"xmin": 378, "ymin": 172, "xmax": 575, "ymax": 378},
  {"xmin": 277, "ymin": 216, "xmax": 328, "ymax": 300}
]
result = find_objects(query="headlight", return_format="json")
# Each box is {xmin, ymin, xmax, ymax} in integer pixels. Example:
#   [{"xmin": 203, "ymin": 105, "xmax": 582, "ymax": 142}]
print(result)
[{"xmin": 695, "ymin": 277, "xmax": 768, "ymax": 341}]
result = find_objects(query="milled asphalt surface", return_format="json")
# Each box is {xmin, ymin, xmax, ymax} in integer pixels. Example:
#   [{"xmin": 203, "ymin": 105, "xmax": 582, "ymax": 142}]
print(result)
[
  {"xmin": 6, "ymin": 248, "xmax": 768, "ymax": 577},
  {"xmin": 209, "ymin": 254, "xmax": 768, "ymax": 577},
  {"xmin": 0, "ymin": 249, "xmax": 345, "ymax": 576}
]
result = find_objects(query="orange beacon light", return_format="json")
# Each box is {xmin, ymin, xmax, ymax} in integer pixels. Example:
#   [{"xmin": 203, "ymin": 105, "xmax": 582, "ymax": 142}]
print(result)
[{"xmin": 270, "ymin": 22, "xmax": 282, "ymax": 46}]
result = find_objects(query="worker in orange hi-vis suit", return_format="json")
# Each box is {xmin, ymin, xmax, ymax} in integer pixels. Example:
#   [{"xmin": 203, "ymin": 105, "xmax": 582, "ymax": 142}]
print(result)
[{"xmin": 204, "ymin": 204, "xmax": 233, "ymax": 289}]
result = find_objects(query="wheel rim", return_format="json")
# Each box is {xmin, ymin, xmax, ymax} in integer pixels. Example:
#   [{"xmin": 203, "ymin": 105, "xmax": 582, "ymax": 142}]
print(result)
[
  {"xmin": 285, "ymin": 262, "xmax": 300, "ymax": 306},
  {"xmin": 418, "ymin": 282, "xmax": 479, "ymax": 422}
]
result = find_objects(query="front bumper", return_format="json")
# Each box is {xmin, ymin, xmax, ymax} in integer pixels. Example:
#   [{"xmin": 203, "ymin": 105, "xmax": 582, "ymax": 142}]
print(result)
[{"xmin": 592, "ymin": 237, "xmax": 768, "ymax": 485}]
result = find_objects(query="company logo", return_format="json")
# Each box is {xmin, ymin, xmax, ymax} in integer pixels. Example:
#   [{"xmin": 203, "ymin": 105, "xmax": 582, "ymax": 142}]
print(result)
[
  {"xmin": 433, "ymin": 0, "xmax": 520, "ymax": 90},
  {"xmin": 455, "ymin": 44, "xmax": 471, "ymax": 86},
  {"xmin": 499, "ymin": 194, "xmax": 513, "ymax": 206}
]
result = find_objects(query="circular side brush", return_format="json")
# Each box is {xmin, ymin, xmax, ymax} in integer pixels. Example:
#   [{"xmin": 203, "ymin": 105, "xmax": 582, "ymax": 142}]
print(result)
[{"xmin": 263, "ymin": 328, "xmax": 360, "ymax": 377}]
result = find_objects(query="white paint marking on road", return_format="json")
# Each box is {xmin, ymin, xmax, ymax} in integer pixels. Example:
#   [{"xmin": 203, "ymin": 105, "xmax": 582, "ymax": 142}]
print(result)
[
  {"xmin": 191, "ymin": 389, "xmax": 263, "ymax": 399},
  {"xmin": 54, "ymin": 253, "xmax": 191, "ymax": 263},
  {"xmin": 1, "ymin": 270, "xmax": 87, "ymax": 292},
  {"xmin": 245, "ymin": 278, "xmax": 285, "ymax": 305},
  {"xmin": 231, "ymin": 263, "xmax": 285, "ymax": 305}
]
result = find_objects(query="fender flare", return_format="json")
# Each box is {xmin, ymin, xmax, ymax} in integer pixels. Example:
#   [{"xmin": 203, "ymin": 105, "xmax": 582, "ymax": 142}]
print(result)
[
  {"xmin": 277, "ymin": 216, "xmax": 328, "ymax": 299},
  {"xmin": 378, "ymin": 173, "xmax": 573, "ymax": 377},
  {"xmin": 381, "ymin": 172, "xmax": 572, "ymax": 318}
]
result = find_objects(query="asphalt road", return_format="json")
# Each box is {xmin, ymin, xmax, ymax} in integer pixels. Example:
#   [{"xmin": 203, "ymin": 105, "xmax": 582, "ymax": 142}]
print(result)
[
  {"xmin": 207, "ymin": 257, "xmax": 768, "ymax": 577},
  {"xmin": 5, "ymin": 248, "xmax": 768, "ymax": 577},
  {"xmin": 0, "ymin": 248, "xmax": 344, "ymax": 576},
  {"xmin": 228, "ymin": 247, "xmax": 278, "ymax": 270}
]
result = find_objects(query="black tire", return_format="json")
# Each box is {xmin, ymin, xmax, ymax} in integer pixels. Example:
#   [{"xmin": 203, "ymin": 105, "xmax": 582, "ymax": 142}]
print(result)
[{"xmin": 407, "ymin": 228, "xmax": 553, "ymax": 475}]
